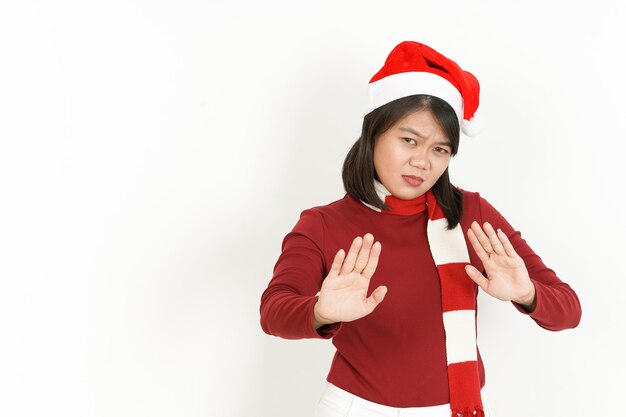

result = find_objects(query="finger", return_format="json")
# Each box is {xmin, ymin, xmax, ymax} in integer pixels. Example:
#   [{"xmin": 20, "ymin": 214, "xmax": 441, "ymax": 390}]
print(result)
[
  {"xmin": 470, "ymin": 221, "xmax": 495, "ymax": 255},
  {"xmin": 364, "ymin": 285, "xmax": 387, "ymax": 313},
  {"xmin": 328, "ymin": 249, "xmax": 345, "ymax": 278},
  {"xmin": 467, "ymin": 227, "xmax": 490, "ymax": 262},
  {"xmin": 497, "ymin": 228, "xmax": 518, "ymax": 258},
  {"xmin": 483, "ymin": 222, "xmax": 505, "ymax": 255},
  {"xmin": 465, "ymin": 265, "xmax": 489, "ymax": 292},
  {"xmin": 361, "ymin": 241, "xmax": 381, "ymax": 279},
  {"xmin": 353, "ymin": 233, "xmax": 374, "ymax": 274},
  {"xmin": 339, "ymin": 236, "xmax": 363, "ymax": 276}
]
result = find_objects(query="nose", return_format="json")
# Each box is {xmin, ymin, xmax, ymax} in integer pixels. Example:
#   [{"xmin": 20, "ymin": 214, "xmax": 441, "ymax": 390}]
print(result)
[{"xmin": 409, "ymin": 149, "xmax": 429, "ymax": 170}]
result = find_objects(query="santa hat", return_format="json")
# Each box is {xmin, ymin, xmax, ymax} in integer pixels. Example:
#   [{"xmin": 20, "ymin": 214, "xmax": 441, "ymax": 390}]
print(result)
[{"xmin": 368, "ymin": 41, "xmax": 483, "ymax": 137}]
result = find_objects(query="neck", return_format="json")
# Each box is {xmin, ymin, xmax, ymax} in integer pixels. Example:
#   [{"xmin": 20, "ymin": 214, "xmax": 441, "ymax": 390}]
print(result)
[{"xmin": 373, "ymin": 180, "xmax": 427, "ymax": 216}]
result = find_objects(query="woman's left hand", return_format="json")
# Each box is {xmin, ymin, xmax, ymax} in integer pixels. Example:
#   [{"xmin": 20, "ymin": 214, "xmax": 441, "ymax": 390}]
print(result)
[{"xmin": 465, "ymin": 221, "xmax": 537, "ymax": 311}]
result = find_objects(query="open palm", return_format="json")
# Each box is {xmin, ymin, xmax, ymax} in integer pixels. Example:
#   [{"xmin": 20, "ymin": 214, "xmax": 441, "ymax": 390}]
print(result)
[
  {"xmin": 465, "ymin": 221, "xmax": 536, "ymax": 308},
  {"xmin": 314, "ymin": 234, "xmax": 387, "ymax": 327}
]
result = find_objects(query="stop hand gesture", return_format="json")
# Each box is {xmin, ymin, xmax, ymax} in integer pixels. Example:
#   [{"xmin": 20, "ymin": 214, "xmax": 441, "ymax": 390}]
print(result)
[
  {"xmin": 465, "ymin": 221, "xmax": 537, "ymax": 311},
  {"xmin": 313, "ymin": 233, "xmax": 388, "ymax": 329}
]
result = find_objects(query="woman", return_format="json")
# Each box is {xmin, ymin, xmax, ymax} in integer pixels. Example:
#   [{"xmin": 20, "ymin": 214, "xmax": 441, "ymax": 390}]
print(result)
[{"xmin": 260, "ymin": 41, "xmax": 581, "ymax": 417}]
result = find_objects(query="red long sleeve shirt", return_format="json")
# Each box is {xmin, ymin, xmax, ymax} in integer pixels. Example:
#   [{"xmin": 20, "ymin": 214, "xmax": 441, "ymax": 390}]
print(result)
[{"xmin": 260, "ymin": 190, "xmax": 581, "ymax": 407}]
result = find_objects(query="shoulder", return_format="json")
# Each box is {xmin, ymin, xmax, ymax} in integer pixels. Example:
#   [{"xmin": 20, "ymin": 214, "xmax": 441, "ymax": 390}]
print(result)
[
  {"xmin": 456, "ymin": 186, "xmax": 483, "ymax": 212},
  {"xmin": 283, "ymin": 194, "xmax": 357, "ymax": 252},
  {"xmin": 291, "ymin": 194, "xmax": 355, "ymax": 230},
  {"xmin": 458, "ymin": 187, "xmax": 480, "ymax": 202},
  {"xmin": 292, "ymin": 193, "xmax": 367, "ymax": 236},
  {"xmin": 456, "ymin": 186, "xmax": 515, "ymax": 230},
  {"xmin": 456, "ymin": 186, "xmax": 503, "ymax": 222},
  {"xmin": 300, "ymin": 193, "xmax": 359, "ymax": 218}
]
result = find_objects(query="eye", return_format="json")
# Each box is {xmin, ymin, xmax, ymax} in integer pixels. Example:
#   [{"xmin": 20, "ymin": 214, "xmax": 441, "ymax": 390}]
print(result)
[
  {"xmin": 433, "ymin": 146, "xmax": 450, "ymax": 154},
  {"xmin": 402, "ymin": 137, "xmax": 417, "ymax": 145}
]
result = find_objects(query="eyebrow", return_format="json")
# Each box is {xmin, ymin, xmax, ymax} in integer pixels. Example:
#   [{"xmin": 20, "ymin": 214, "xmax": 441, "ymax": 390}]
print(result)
[{"xmin": 398, "ymin": 126, "xmax": 452, "ymax": 146}]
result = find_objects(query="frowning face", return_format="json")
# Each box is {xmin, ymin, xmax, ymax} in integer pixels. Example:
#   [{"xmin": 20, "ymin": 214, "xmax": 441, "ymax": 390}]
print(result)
[{"xmin": 373, "ymin": 109, "xmax": 452, "ymax": 200}]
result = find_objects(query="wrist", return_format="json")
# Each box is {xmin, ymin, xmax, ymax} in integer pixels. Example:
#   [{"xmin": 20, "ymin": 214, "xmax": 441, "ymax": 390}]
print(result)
[
  {"xmin": 514, "ymin": 282, "xmax": 537, "ymax": 312},
  {"xmin": 313, "ymin": 301, "xmax": 333, "ymax": 329}
]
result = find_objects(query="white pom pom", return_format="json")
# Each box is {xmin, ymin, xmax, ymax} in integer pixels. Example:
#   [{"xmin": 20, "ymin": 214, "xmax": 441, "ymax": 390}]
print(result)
[{"xmin": 461, "ymin": 110, "xmax": 485, "ymax": 137}]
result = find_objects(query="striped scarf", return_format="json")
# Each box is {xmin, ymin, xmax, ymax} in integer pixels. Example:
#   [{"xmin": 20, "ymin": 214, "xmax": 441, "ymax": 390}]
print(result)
[{"xmin": 367, "ymin": 180, "xmax": 484, "ymax": 417}]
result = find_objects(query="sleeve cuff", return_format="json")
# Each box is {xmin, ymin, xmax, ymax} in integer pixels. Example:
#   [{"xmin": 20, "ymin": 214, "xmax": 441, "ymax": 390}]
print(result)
[
  {"xmin": 306, "ymin": 296, "xmax": 343, "ymax": 339},
  {"xmin": 512, "ymin": 279, "xmax": 543, "ymax": 317}
]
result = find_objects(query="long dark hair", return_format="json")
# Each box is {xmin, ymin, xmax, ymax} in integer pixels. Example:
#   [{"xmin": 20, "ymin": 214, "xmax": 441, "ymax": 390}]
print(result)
[{"xmin": 342, "ymin": 95, "xmax": 463, "ymax": 229}]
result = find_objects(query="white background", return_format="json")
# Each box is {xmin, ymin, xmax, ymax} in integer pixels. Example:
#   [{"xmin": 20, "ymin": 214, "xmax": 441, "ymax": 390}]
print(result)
[{"xmin": 1, "ymin": 1, "xmax": 625, "ymax": 416}]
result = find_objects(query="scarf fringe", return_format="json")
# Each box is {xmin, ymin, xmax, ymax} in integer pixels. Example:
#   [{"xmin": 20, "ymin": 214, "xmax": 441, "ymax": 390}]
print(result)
[{"xmin": 451, "ymin": 408, "xmax": 485, "ymax": 417}]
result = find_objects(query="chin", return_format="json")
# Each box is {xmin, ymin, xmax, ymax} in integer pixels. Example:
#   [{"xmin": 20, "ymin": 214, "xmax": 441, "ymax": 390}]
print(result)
[{"xmin": 396, "ymin": 190, "xmax": 424, "ymax": 200}]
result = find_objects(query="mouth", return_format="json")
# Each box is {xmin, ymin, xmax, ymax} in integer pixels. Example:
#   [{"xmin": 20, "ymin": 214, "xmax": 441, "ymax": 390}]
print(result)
[{"xmin": 402, "ymin": 175, "xmax": 424, "ymax": 187}]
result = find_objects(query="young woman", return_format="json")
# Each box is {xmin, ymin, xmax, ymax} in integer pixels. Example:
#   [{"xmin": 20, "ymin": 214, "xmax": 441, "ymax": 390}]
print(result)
[{"xmin": 260, "ymin": 41, "xmax": 581, "ymax": 417}]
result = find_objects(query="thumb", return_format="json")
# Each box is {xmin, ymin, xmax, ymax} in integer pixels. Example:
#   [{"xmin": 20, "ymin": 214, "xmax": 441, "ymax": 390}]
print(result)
[
  {"xmin": 465, "ymin": 265, "xmax": 489, "ymax": 291},
  {"xmin": 365, "ymin": 285, "xmax": 388, "ymax": 312}
]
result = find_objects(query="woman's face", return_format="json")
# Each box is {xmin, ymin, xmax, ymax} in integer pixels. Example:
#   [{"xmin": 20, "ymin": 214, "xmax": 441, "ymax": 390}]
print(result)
[{"xmin": 373, "ymin": 109, "xmax": 452, "ymax": 200}]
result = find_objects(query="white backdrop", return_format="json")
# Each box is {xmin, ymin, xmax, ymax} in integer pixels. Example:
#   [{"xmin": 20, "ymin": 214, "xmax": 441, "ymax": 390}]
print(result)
[{"xmin": 1, "ymin": 1, "xmax": 625, "ymax": 416}]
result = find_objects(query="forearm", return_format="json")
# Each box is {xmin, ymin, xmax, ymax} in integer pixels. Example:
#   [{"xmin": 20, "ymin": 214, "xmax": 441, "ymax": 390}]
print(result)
[
  {"xmin": 313, "ymin": 299, "xmax": 339, "ymax": 330},
  {"xmin": 475, "ymin": 194, "xmax": 581, "ymax": 330},
  {"xmin": 260, "ymin": 288, "xmax": 341, "ymax": 339},
  {"xmin": 513, "ymin": 281, "xmax": 537, "ymax": 313},
  {"xmin": 313, "ymin": 302, "xmax": 325, "ymax": 330},
  {"xmin": 512, "ymin": 279, "xmax": 581, "ymax": 330}
]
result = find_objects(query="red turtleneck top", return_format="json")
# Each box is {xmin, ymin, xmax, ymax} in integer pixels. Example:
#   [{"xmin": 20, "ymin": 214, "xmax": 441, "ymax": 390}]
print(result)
[{"xmin": 259, "ymin": 190, "xmax": 581, "ymax": 407}]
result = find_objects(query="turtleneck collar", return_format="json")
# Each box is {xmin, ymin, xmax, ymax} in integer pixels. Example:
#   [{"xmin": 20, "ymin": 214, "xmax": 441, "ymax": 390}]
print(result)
[{"xmin": 361, "ymin": 180, "xmax": 428, "ymax": 216}]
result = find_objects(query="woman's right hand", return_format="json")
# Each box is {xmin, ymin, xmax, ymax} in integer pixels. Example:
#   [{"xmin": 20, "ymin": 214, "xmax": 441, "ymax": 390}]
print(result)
[{"xmin": 313, "ymin": 233, "xmax": 387, "ymax": 329}]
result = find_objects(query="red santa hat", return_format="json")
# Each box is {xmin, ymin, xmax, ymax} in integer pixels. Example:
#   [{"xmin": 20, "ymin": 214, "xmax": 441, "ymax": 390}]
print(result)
[{"xmin": 368, "ymin": 41, "xmax": 483, "ymax": 137}]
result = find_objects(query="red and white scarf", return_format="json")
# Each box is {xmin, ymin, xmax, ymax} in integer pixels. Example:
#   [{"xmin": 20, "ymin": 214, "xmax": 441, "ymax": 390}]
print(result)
[{"xmin": 365, "ymin": 180, "xmax": 484, "ymax": 417}]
